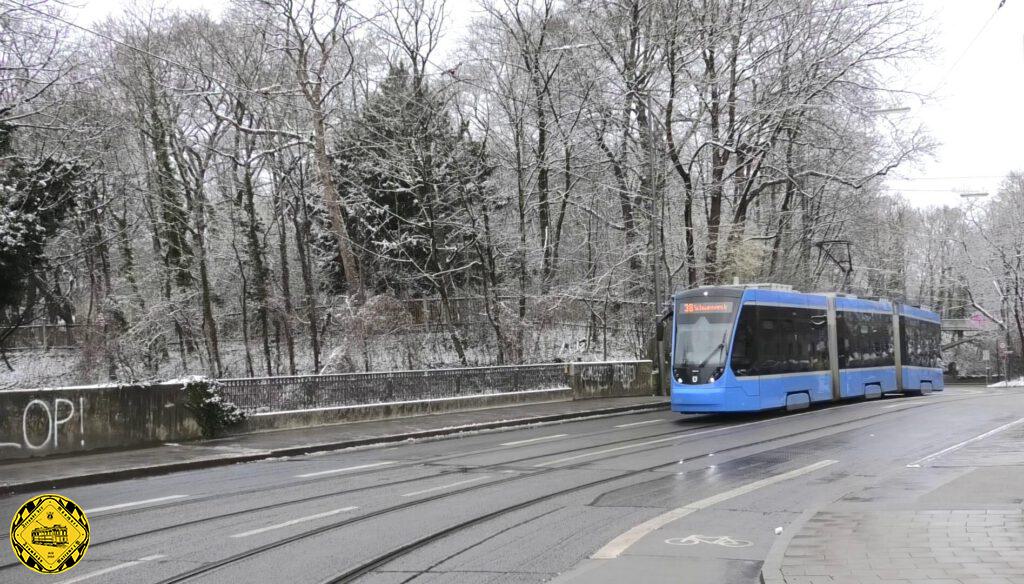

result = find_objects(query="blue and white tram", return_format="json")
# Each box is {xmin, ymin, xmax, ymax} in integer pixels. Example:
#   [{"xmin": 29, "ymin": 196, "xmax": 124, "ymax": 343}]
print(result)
[{"xmin": 670, "ymin": 285, "xmax": 943, "ymax": 414}]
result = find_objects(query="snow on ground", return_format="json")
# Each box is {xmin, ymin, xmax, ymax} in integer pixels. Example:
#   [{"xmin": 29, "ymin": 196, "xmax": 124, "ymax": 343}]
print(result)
[{"xmin": 988, "ymin": 377, "xmax": 1024, "ymax": 388}]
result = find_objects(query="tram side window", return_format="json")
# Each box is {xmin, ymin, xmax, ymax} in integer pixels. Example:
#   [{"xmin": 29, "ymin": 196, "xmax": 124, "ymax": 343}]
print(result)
[
  {"xmin": 866, "ymin": 313, "xmax": 894, "ymax": 367},
  {"xmin": 900, "ymin": 317, "xmax": 913, "ymax": 365},
  {"xmin": 838, "ymin": 311, "xmax": 894, "ymax": 368},
  {"xmin": 928, "ymin": 321, "xmax": 942, "ymax": 367},
  {"xmin": 900, "ymin": 317, "xmax": 941, "ymax": 368},
  {"xmin": 781, "ymin": 318, "xmax": 798, "ymax": 372},
  {"xmin": 839, "ymin": 311, "xmax": 856, "ymax": 366},
  {"xmin": 746, "ymin": 306, "xmax": 829, "ymax": 375},
  {"xmin": 808, "ymin": 312, "xmax": 829, "ymax": 370}
]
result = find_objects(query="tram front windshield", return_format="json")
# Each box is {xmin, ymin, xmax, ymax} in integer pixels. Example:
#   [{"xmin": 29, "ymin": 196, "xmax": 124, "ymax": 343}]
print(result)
[{"xmin": 673, "ymin": 300, "xmax": 736, "ymax": 384}]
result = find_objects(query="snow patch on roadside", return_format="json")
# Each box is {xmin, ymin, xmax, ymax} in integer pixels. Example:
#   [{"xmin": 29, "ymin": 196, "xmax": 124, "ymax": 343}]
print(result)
[{"xmin": 988, "ymin": 377, "xmax": 1024, "ymax": 388}]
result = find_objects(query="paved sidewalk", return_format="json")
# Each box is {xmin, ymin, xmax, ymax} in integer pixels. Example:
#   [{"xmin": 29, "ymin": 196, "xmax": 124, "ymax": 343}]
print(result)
[
  {"xmin": 762, "ymin": 416, "xmax": 1024, "ymax": 584},
  {"xmin": 0, "ymin": 396, "xmax": 667, "ymax": 495},
  {"xmin": 768, "ymin": 509, "xmax": 1024, "ymax": 584}
]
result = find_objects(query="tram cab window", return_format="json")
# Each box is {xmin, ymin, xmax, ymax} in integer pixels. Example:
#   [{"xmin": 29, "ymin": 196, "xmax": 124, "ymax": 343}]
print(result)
[{"xmin": 730, "ymin": 306, "xmax": 757, "ymax": 376}]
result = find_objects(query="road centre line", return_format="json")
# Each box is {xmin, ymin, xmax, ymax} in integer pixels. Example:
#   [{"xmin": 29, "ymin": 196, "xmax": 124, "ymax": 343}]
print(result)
[
  {"xmin": 907, "ymin": 416, "xmax": 1024, "ymax": 467},
  {"xmin": 501, "ymin": 434, "xmax": 568, "ymax": 446},
  {"xmin": 230, "ymin": 507, "xmax": 358, "ymax": 538},
  {"xmin": 295, "ymin": 461, "xmax": 396, "ymax": 478},
  {"xmin": 57, "ymin": 554, "xmax": 165, "ymax": 583},
  {"xmin": 591, "ymin": 459, "xmax": 838, "ymax": 559},
  {"xmin": 614, "ymin": 419, "xmax": 665, "ymax": 428},
  {"xmin": 401, "ymin": 475, "xmax": 492, "ymax": 497},
  {"xmin": 87, "ymin": 495, "xmax": 188, "ymax": 514}
]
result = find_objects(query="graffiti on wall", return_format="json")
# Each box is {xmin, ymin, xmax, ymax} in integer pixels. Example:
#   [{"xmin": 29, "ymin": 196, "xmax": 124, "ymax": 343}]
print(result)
[
  {"xmin": 575, "ymin": 362, "xmax": 646, "ymax": 397},
  {"xmin": 578, "ymin": 363, "xmax": 639, "ymax": 385},
  {"xmin": 0, "ymin": 397, "xmax": 86, "ymax": 452}
]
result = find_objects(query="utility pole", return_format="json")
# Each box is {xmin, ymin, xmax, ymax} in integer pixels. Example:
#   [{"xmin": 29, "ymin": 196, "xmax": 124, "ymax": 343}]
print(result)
[{"xmin": 995, "ymin": 278, "xmax": 1012, "ymax": 384}]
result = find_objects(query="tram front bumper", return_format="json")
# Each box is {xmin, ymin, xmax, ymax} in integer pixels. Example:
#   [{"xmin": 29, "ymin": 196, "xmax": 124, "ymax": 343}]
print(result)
[{"xmin": 671, "ymin": 384, "xmax": 760, "ymax": 413}]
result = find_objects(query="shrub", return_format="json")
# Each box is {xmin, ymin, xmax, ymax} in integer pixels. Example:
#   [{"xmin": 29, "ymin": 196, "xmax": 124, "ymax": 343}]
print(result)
[{"xmin": 183, "ymin": 378, "xmax": 245, "ymax": 438}]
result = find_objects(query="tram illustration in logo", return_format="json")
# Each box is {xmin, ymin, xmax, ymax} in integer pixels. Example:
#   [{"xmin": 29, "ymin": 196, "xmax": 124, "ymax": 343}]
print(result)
[{"xmin": 31, "ymin": 524, "xmax": 69, "ymax": 547}]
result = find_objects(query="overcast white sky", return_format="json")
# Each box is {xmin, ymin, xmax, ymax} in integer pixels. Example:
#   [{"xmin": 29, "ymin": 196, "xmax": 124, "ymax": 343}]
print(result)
[{"xmin": 72, "ymin": 0, "xmax": 1024, "ymax": 209}]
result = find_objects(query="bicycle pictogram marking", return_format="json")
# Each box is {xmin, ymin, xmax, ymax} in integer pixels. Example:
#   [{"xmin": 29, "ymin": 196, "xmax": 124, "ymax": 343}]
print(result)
[{"xmin": 664, "ymin": 534, "xmax": 753, "ymax": 548}]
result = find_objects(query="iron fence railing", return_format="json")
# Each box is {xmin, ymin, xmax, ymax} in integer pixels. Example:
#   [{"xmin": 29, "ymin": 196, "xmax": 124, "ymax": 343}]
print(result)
[
  {"xmin": 0, "ymin": 324, "xmax": 97, "ymax": 350},
  {"xmin": 218, "ymin": 363, "xmax": 568, "ymax": 414}
]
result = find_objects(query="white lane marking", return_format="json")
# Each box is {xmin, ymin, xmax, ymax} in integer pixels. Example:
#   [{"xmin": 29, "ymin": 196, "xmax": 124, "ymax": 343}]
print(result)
[
  {"xmin": 87, "ymin": 495, "xmax": 188, "ymax": 514},
  {"xmin": 58, "ymin": 554, "xmax": 165, "ymax": 583},
  {"xmin": 907, "ymin": 417, "xmax": 1024, "ymax": 468},
  {"xmin": 614, "ymin": 419, "xmax": 665, "ymax": 428},
  {"xmin": 401, "ymin": 475, "xmax": 492, "ymax": 497},
  {"xmin": 883, "ymin": 402, "xmax": 915, "ymax": 409},
  {"xmin": 535, "ymin": 403, "xmax": 866, "ymax": 468},
  {"xmin": 295, "ymin": 461, "xmax": 396, "ymax": 478},
  {"xmin": 534, "ymin": 435, "xmax": 684, "ymax": 467},
  {"xmin": 501, "ymin": 434, "xmax": 567, "ymax": 446},
  {"xmin": 230, "ymin": 507, "xmax": 357, "ymax": 538},
  {"xmin": 533, "ymin": 417, "xmax": 780, "ymax": 468},
  {"xmin": 539, "ymin": 388, "xmax": 941, "ymax": 469},
  {"xmin": 591, "ymin": 459, "xmax": 838, "ymax": 559}
]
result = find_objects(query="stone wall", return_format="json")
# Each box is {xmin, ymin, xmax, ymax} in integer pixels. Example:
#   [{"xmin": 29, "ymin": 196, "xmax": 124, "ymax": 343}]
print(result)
[
  {"xmin": 0, "ymin": 383, "xmax": 200, "ymax": 461},
  {"xmin": 236, "ymin": 388, "xmax": 573, "ymax": 433},
  {"xmin": 567, "ymin": 360, "xmax": 655, "ymax": 399},
  {"xmin": 1, "ymin": 360, "xmax": 657, "ymax": 459}
]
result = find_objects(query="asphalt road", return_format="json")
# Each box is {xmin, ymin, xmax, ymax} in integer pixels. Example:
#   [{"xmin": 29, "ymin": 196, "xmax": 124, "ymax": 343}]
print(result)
[{"xmin": 1, "ymin": 385, "xmax": 1019, "ymax": 584}]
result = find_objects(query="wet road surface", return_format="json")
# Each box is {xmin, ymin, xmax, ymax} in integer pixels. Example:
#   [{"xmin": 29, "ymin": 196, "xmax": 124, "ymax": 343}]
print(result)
[{"xmin": 1, "ymin": 385, "xmax": 1018, "ymax": 584}]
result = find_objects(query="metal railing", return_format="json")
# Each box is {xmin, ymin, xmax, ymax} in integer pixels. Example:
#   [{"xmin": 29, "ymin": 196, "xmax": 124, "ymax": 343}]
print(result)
[
  {"xmin": 0, "ymin": 324, "xmax": 97, "ymax": 350},
  {"xmin": 218, "ymin": 363, "xmax": 568, "ymax": 414}
]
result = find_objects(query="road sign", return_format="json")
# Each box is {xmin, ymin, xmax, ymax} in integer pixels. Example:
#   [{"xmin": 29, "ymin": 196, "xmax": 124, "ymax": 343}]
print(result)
[{"xmin": 983, "ymin": 350, "xmax": 991, "ymax": 361}]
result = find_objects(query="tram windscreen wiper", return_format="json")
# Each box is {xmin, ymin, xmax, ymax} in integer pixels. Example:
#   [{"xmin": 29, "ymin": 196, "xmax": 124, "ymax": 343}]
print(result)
[{"xmin": 696, "ymin": 334, "xmax": 728, "ymax": 369}]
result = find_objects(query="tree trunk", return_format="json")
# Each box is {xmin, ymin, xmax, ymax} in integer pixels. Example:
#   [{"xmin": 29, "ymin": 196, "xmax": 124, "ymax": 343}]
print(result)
[{"xmin": 293, "ymin": 185, "xmax": 321, "ymax": 373}]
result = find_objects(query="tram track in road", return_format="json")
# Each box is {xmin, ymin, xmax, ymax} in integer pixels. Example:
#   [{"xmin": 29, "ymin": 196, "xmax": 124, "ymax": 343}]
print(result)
[
  {"xmin": 0, "ymin": 390, "xmax": 987, "ymax": 579},
  {"xmin": 0, "ymin": 411, "xmax": 695, "ymax": 523},
  {"xmin": 0, "ymin": 419, "xmax": 728, "ymax": 572},
  {"xmin": 151, "ymin": 393, "xmax": 972, "ymax": 584},
  {"xmin": 326, "ymin": 393, "xmax": 1004, "ymax": 584},
  {"xmin": 52, "ymin": 390, "xmax": 968, "ymax": 527},
  {"xmin": 0, "ymin": 389, "xmax": 988, "ymax": 577}
]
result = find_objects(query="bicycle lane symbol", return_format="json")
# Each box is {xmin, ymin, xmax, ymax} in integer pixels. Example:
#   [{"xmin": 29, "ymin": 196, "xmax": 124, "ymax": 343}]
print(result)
[{"xmin": 664, "ymin": 535, "xmax": 753, "ymax": 548}]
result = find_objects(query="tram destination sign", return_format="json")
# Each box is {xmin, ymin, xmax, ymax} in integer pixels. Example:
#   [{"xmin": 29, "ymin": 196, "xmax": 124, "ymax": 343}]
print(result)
[{"xmin": 682, "ymin": 302, "xmax": 734, "ymax": 314}]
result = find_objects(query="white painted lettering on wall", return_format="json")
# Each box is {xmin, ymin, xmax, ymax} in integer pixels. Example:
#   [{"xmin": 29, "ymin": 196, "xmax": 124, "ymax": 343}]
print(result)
[
  {"xmin": 617, "ymin": 363, "xmax": 637, "ymax": 386},
  {"xmin": 2, "ymin": 397, "xmax": 87, "ymax": 451}
]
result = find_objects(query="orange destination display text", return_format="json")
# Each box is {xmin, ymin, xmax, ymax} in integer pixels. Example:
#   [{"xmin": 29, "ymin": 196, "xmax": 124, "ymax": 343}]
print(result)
[{"xmin": 682, "ymin": 302, "xmax": 732, "ymax": 314}]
